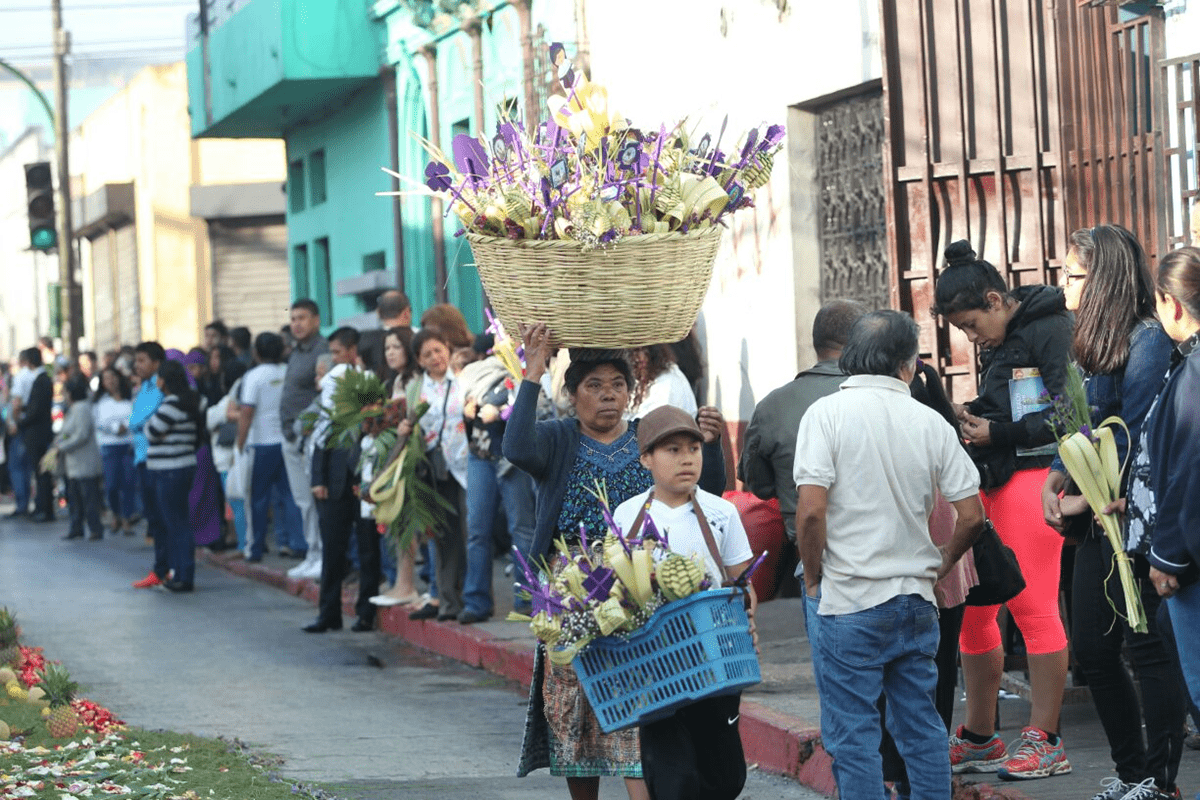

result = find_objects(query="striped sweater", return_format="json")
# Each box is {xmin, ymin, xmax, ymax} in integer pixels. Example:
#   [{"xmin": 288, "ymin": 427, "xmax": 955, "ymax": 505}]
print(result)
[{"xmin": 145, "ymin": 394, "xmax": 200, "ymax": 471}]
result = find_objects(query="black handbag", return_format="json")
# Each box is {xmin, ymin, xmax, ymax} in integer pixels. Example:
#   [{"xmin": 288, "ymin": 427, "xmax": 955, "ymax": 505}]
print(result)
[{"xmin": 964, "ymin": 519, "xmax": 1027, "ymax": 606}]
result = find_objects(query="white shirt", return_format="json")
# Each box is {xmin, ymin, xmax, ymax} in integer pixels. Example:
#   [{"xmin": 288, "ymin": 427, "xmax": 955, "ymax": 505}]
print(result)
[
  {"xmin": 312, "ymin": 363, "xmax": 351, "ymax": 449},
  {"xmin": 240, "ymin": 362, "xmax": 288, "ymax": 446},
  {"xmin": 416, "ymin": 371, "xmax": 468, "ymax": 489},
  {"xmin": 613, "ymin": 488, "xmax": 753, "ymax": 583},
  {"xmin": 92, "ymin": 395, "xmax": 134, "ymax": 447},
  {"xmin": 793, "ymin": 375, "xmax": 980, "ymax": 616},
  {"xmin": 629, "ymin": 363, "xmax": 698, "ymax": 419},
  {"xmin": 11, "ymin": 366, "xmax": 38, "ymax": 404}
]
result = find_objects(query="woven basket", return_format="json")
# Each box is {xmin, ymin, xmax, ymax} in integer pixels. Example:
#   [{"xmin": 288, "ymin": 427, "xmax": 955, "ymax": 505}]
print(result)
[{"xmin": 466, "ymin": 226, "xmax": 722, "ymax": 349}]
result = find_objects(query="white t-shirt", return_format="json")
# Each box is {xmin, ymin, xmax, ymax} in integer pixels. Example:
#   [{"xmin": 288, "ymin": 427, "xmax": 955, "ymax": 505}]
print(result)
[
  {"xmin": 240, "ymin": 362, "xmax": 287, "ymax": 446},
  {"xmin": 11, "ymin": 367, "xmax": 38, "ymax": 404},
  {"xmin": 613, "ymin": 487, "xmax": 753, "ymax": 583},
  {"xmin": 629, "ymin": 363, "xmax": 699, "ymax": 419},
  {"xmin": 92, "ymin": 395, "xmax": 134, "ymax": 447},
  {"xmin": 793, "ymin": 375, "xmax": 980, "ymax": 616}
]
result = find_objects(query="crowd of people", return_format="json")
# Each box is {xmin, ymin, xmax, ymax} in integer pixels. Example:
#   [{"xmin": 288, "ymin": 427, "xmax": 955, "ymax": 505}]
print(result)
[{"xmin": 5, "ymin": 223, "xmax": 1200, "ymax": 800}]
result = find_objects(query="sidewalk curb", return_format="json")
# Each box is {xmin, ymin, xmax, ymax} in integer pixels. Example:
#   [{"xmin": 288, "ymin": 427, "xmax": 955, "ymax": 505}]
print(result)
[{"xmin": 198, "ymin": 550, "xmax": 1030, "ymax": 799}]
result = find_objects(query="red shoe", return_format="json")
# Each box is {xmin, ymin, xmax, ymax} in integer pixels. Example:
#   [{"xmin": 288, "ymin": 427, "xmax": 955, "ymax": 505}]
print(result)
[{"xmin": 132, "ymin": 571, "xmax": 163, "ymax": 589}]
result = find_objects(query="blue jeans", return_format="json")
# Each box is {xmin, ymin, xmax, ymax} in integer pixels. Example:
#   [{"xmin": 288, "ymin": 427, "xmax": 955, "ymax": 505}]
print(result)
[
  {"xmin": 1167, "ymin": 582, "xmax": 1200, "ymax": 723},
  {"xmin": 139, "ymin": 462, "xmax": 169, "ymax": 578},
  {"xmin": 101, "ymin": 443, "xmax": 138, "ymax": 519},
  {"xmin": 8, "ymin": 433, "xmax": 30, "ymax": 513},
  {"xmin": 818, "ymin": 594, "xmax": 948, "ymax": 800},
  {"xmin": 463, "ymin": 453, "xmax": 535, "ymax": 615},
  {"xmin": 154, "ymin": 465, "xmax": 197, "ymax": 584},
  {"xmin": 248, "ymin": 444, "xmax": 304, "ymax": 559}
]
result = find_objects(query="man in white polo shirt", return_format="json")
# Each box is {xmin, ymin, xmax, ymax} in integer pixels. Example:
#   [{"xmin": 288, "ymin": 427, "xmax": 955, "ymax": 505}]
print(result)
[{"xmin": 794, "ymin": 310, "xmax": 984, "ymax": 800}]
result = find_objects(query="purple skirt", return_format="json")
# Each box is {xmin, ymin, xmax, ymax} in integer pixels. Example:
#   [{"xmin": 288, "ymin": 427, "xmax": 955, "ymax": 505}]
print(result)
[{"xmin": 189, "ymin": 443, "xmax": 223, "ymax": 546}]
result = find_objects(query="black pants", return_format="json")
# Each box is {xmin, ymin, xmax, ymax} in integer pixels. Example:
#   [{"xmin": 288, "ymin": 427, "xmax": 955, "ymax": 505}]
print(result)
[
  {"xmin": 880, "ymin": 603, "xmax": 965, "ymax": 787},
  {"xmin": 640, "ymin": 693, "xmax": 746, "ymax": 800},
  {"xmin": 316, "ymin": 489, "xmax": 382, "ymax": 626},
  {"xmin": 67, "ymin": 477, "xmax": 103, "ymax": 539},
  {"xmin": 1073, "ymin": 535, "xmax": 1184, "ymax": 790},
  {"xmin": 27, "ymin": 437, "xmax": 54, "ymax": 517},
  {"xmin": 431, "ymin": 475, "xmax": 466, "ymax": 618}
]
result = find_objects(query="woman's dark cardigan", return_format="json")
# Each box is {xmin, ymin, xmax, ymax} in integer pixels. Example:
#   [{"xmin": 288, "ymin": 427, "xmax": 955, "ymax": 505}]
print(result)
[{"xmin": 502, "ymin": 379, "xmax": 727, "ymax": 562}]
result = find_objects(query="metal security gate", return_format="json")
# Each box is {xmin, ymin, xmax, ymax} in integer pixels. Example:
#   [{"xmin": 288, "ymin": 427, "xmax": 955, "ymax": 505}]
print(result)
[
  {"xmin": 880, "ymin": 0, "xmax": 1066, "ymax": 401},
  {"xmin": 815, "ymin": 87, "xmax": 890, "ymax": 310},
  {"xmin": 90, "ymin": 232, "xmax": 117, "ymax": 353},
  {"xmin": 210, "ymin": 218, "xmax": 290, "ymax": 336},
  {"xmin": 1057, "ymin": 3, "xmax": 1166, "ymax": 263},
  {"xmin": 1160, "ymin": 50, "xmax": 1200, "ymax": 248},
  {"xmin": 114, "ymin": 225, "xmax": 140, "ymax": 347},
  {"xmin": 881, "ymin": 0, "xmax": 1176, "ymax": 401}
]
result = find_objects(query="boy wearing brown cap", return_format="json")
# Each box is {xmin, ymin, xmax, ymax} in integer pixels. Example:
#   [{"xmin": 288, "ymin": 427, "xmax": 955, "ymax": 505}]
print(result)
[{"xmin": 612, "ymin": 404, "xmax": 757, "ymax": 800}]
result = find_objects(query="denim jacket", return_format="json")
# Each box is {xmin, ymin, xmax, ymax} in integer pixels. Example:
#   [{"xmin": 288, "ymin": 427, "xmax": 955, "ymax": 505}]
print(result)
[{"xmin": 1051, "ymin": 319, "xmax": 1173, "ymax": 482}]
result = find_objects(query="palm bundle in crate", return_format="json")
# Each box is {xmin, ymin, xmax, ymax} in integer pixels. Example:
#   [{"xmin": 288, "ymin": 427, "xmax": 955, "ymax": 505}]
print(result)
[
  {"xmin": 509, "ymin": 486, "xmax": 761, "ymax": 732},
  {"xmin": 380, "ymin": 43, "xmax": 783, "ymax": 348}
]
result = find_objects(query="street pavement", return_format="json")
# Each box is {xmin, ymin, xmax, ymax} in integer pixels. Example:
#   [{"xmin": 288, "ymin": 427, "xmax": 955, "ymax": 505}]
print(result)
[{"xmin": 0, "ymin": 506, "xmax": 824, "ymax": 800}]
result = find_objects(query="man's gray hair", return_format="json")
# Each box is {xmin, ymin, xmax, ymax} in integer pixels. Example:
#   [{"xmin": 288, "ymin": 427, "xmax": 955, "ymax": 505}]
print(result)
[{"xmin": 838, "ymin": 310, "xmax": 920, "ymax": 378}]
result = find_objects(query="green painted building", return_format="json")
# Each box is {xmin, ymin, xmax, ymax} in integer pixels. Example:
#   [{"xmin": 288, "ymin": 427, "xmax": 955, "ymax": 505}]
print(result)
[{"xmin": 187, "ymin": 0, "xmax": 575, "ymax": 332}]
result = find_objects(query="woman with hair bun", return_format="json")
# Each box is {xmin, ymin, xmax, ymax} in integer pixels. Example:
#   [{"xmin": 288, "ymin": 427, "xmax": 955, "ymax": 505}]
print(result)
[{"xmin": 933, "ymin": 241, "xmax": 1074, "ymax": 781}]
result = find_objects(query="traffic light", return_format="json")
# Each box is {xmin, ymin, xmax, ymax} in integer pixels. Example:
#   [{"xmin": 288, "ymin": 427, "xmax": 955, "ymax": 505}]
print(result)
[{"xmin": 24, "ymin": 161, "xmax": 56, "ymax": 252}]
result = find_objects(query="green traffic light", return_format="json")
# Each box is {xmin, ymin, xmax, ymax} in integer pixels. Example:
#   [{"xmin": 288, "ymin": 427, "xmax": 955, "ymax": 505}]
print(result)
[{"xmin": 31, "ymin": 227, "xmax": 56, "ymax": 250}]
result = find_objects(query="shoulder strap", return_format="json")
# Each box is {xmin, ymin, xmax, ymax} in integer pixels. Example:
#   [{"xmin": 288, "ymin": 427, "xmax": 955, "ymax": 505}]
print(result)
[
  {"xmin": 627, "ymin": 489, "xmax": 729, "ymax": 584},
  {"xmin": 691, "ymin": 492, "xmax": 729, "ymax": 584}
]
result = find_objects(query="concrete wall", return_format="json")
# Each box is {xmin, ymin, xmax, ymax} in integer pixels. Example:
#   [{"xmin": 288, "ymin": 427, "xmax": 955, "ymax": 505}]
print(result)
[
  {"xmin": 284, "ymin": 80, "xmax": 394, "ymax": 331},
  {"xmin": 71, "ymin": 62, "xmax": 285, "ymax": 350},
  {"xmin": 0, "ymin": 128, "xmax": 56, "ymax": 360},
  {"xmin": 584, "ymin": 0, "xmax": 881, "ymax": 427}
]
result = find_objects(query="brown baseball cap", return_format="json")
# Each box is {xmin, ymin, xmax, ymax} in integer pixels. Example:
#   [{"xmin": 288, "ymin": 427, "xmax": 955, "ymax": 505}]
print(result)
[{"xmin": 637, "ymin": 405, "xmax": 703, "ymax": 454}]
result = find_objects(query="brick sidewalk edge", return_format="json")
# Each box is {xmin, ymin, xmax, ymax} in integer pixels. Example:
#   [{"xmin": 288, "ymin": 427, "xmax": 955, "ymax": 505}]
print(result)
[{"xmin": 198, "ymin": 550, "xmax": 1029, "ymax": 799}]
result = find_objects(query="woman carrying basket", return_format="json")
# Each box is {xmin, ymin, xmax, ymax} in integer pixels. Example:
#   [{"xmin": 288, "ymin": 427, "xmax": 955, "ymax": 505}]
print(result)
[{"xmin": 503, "ymin": 323, "xmax": 727, "ymax": 800}]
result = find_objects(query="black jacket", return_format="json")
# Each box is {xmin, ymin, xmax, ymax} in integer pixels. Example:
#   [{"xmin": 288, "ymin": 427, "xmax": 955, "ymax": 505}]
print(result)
[
  {"xmin": 311, "ymin": 443, "xmax": 360, "ymax": 501},
  {"xmin": 967, "ymin": 284, "xmax": 1073, "ymax": 475},
  {"xmin": 18, "ymin": 371, "xmax": 54, "ymax": 454}
]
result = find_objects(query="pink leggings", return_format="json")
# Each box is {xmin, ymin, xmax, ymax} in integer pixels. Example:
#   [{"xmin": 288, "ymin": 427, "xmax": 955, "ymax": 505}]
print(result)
[{"xmin": 959, "ymin": 467, "xmax": 1068, "ymax": 656}]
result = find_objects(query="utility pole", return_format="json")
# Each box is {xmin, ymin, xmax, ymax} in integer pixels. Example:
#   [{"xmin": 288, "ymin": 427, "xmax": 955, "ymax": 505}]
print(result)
[{"xmin": 51, "ymin": 0, "xmax": 81, "ymax": 360}]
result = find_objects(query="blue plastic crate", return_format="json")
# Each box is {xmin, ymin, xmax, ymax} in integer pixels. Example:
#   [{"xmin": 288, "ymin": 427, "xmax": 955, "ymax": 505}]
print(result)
[{"xmin": 574, "ymin": 588, "xmax": 761, "ymax": 733}]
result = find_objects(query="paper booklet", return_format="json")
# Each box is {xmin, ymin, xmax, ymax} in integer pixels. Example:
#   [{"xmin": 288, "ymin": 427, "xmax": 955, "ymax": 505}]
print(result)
[{"xmin": 1009, "ymin": 367, "xmax": 1057, "ymax": 457}]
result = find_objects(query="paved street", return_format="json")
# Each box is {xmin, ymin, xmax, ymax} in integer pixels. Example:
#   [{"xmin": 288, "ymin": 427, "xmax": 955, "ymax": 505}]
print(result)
[{"xmin": 0, "ymin": 508, "xmax": 823, "ymax": 800}]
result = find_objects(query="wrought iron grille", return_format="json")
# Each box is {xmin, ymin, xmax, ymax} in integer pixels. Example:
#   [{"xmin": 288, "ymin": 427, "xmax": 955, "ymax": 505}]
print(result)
[{"xmin": 816, "ymin": 90, "xmax": 889, "ymax": 309}]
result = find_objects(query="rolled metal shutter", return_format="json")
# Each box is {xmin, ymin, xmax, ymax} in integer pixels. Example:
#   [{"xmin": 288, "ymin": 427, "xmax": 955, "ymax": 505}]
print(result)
[
  {"xmin": 114, "ymin": 224, "xmax": 140, "ymax": 347},
  {"xmin": 89, "ymin": 232, "xmax": 117, "ymax": 352},
  {"xmin": 210, "ymin": 218, "xmax": 290, "ymax": 337}
]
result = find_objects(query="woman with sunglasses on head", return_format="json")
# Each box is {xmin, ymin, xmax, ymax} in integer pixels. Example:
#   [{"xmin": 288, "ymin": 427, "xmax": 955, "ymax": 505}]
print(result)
[{"xmin": 1041, "ymin": 226, "xmax": 1181, "ymax": 800}]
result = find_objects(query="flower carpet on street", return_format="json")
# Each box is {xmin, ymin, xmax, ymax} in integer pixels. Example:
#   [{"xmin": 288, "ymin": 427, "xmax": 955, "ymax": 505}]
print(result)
[{"xmin": 0, "ymin": 608, "xmax": 340, "ymax": 800}]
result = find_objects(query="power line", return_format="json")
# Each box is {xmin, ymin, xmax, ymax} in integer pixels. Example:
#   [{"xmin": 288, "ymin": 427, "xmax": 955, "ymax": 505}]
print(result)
[
  {"xmin": 2, "ymin": 50, "xmax": 184, "ymax": 64},
  {"xmin": 2, "ymin": 37, "xmax": 184, "ymax": 51},
  {"xmin": 0, "ymin": 2, "xmax": 193, "ymax": 11}
]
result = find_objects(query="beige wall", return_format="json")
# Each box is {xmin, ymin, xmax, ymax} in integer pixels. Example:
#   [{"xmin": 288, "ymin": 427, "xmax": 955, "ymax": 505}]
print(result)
[
  {"xmin": 71, "ymin": 62, "xmax": 284, "ymax": 351},
  {"xmin": 585, "ymin": 1, "xmax": 881, "ymax": 425}
]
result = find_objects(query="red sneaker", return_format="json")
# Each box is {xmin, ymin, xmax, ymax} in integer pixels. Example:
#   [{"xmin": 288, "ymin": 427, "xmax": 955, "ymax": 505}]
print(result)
[{"xmin": 132, "ymin": 571, "xmax": 163, "ymax": 589}]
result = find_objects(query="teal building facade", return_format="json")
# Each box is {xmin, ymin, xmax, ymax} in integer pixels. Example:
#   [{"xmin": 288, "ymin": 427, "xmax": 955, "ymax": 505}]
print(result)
[{"xmin": 186, "ymin": 0, "xmax": 575, "ymax": 332}]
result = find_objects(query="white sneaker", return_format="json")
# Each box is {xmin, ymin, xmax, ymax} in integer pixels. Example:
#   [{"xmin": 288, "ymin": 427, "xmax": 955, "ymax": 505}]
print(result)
[
  {"xmin": 1091, "ymin": 778, "xmax": 1132, "ymax": 800},
  {"xmin": 288, "ymin": 556, "xmax": 321, "ymax": 580}
]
